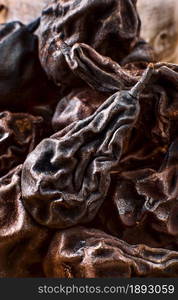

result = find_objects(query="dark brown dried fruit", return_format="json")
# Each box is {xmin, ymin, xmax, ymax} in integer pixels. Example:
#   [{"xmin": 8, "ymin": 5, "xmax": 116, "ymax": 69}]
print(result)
[
  {"xmin": 0, "ymin": 0, "xmax": 177, "ymax": 279},
  {"xmin": 0, "ymin": 165, "xmax": 51, "ymax": 277},
  {"xmin": 21, "ymin": 67, "xmax": 154, "ymax": 229},
  {"xmin": 0, "ymin": 111, "xmax": 44, "ymax": 176},
  {"xmin": 39, "ymin": 0, "xmax": 144, "ymax": 87},
  {"xmin": 0, "ymin": 18, "xmax": 59, "ymax": 112},
  {"xmin": 52, "ymin": 88, "xmax": 107, "ymax": 131},
  {"xmin": 136, "ymin": 137, "xmax": 178, "ymax": 235},
  {"xmin": 43, "ymin": 226, "xmax": 178, "ymax": 278},
  {"xmin": 59, "ymin": 42, "xmax": 140, "ymax": 93}
]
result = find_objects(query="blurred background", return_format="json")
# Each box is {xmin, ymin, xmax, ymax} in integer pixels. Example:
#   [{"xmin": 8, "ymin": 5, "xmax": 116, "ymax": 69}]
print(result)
[
  {"xmin": 0, "ymin": 0, "xmax": 46, "ymax": 23},
  {"xmin": 0, "ymin": 0, "xmax": 178, "ymax": 63},
  {"xmin": 137, "ymin": 0, "xmax": 178, "ymax": 63}
]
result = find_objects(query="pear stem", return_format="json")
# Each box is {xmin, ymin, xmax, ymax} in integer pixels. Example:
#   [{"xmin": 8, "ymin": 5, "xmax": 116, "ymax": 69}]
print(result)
[{"xmin": 129, "ymin": 63, "xmax": 155, "ymax": 98}]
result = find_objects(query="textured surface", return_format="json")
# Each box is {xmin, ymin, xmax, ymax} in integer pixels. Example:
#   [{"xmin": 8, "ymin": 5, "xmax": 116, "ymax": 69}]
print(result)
[
  {"xmin": 0, "ymin": 0, "xmax": 177, "ymax": 278},
  {"xmin": 0, "ymin": 165, "xmax": 51, "ymax": 277},
  {"xmin": 0, "ymin": 111, "xmax": 44, "ymax": 176},
  {"xmin": 39, "ymin": 0, "xmax": 142, "ymax": 87},
  {"xmin": 21, "ymin": 67, "xmax": 154, "ymax": 229},
  {"xmin": 44, "ymin": 227, "xmax": 178, "ymax": 278},
  {"xmin": 0, "ymin": 19, "xmax": 60, "ymax": 112}
]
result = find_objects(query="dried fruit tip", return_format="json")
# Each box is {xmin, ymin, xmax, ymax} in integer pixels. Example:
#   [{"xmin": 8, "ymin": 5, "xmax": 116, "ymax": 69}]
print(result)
[
  {"xmin": 27, "ymin": 17, "xmax": 40, "ymax": 33},
  {"xmin": 129, "ymin": 63, "xmax": 155, "ymax": 98}
]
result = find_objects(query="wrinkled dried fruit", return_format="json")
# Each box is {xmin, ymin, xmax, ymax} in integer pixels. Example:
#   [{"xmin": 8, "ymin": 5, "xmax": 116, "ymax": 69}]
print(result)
[
  {"xmin": 44, "ymin": 226, "xmax": 178, "ymax": 278},
  {"xmin": 0, "ymin": 18, "xmax": 59, "ymax": 112},
  {"xmin": 39, "ymin": 0, "xmax": 152, "ymax": 87},
  {"xmin": 52, "ymin": 88, "xmax": 107, "ymax": 131},
  {"xmin": 21, "ymin": 67, "xmax": 154, "ymax": 228},
  {"xmin": 0, "ymin": 165, "xmax": 51, "ymax": 277},
  {"xmin": 0, "ymin": 111, "xmax": 45, "ymax": 176},
  {"xmin": 0, "ymin": 0, "xmax": 177, "ymax": 279}
]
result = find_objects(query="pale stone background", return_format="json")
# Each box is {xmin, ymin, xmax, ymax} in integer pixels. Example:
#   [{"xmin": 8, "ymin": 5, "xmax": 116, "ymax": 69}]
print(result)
[
  {"xmin": 0, "ymin": 0, "xmax": 47, "ymax": 24},
  {"xmin": 137, "ymin": 0, "xmax": 178, "ymax": 63}
]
